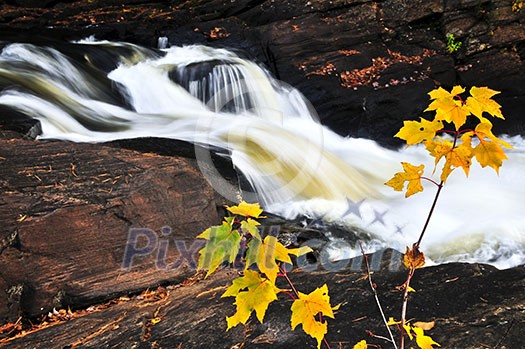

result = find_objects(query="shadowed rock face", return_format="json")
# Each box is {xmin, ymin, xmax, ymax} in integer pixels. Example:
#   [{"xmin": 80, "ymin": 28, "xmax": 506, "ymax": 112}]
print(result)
[{"xmin": 1, "ymin": 0, "xmax": 523, "ymax": 147}]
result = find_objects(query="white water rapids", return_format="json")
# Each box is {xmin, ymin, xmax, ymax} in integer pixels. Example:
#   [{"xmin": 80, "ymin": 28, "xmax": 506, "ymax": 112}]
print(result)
[{"xmin": 0, "ymin": 39, "xmax": 523, "ymax": 269}]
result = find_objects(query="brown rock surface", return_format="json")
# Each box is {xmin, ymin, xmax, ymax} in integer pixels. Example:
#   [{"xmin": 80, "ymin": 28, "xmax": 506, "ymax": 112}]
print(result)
[
  {"xmin": 0, "ymin": 250, "xmax": 523, "ymax": 348},
  {"xmin": 0, "ymin": 135, "xmax": 221, "ymax": 322}
]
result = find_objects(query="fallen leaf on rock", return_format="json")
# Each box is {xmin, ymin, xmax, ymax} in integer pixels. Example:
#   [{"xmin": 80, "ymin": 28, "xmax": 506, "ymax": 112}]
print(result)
[{"xmin": 413, "ymin": 321, "xmax": 435, "ymax": 331}]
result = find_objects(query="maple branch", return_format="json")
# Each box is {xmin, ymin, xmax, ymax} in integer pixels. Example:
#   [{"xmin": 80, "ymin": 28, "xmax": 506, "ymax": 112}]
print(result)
[
  {"xmin": 404, "ymin": 174, "xmax": 444, "ymax": 348},
  {"xmin": 420, "ymin": 176, "xmax": 441, "ymax": 187},
  {"xmin": 404, "ymin": 172, "xmax": 445, "ymax": 348},
  {"xmin": 281, "ymin": 290, "xmax": 297, "ymax": 300},
  {"xmin": 416, "ymin": 126, "xmax": 462, "ymax": 248},
  {"xmin": 452, "ymin": 130, "xmax": 459, "ymax": 148},
  {"xmin": 399, "ymin": 268, "xmax": 415, "ymax": 349},
  {"xmin": 415, "ymin": 180, "xmax": 443, "ymax": 248},
  {"xmin": 453, "ymin": 93, "xmax": 462, "ymax": 101},
  {"xmin": 279, "ymin": 266, "xmax": 300, "ymax": 299},
  {"xmin": 359, "ymin": 242, "xmax": 398, "ymax": 349},
  {"xmin": 493, "ymin": 319, "xmax": 516, "ymax": 349},
  {"xmin": 437, "ymin": 129, "xmax": 458, "ymax": 136},
  {"xmin": 458, "ymin": 128, "xmax": 474, "ymax": 135}
]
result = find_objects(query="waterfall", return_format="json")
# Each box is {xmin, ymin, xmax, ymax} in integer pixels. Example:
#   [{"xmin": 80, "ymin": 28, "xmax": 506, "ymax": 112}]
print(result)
[{"xmin": 0, "ymin": 39, "xmax": 523, "ymax": 269}]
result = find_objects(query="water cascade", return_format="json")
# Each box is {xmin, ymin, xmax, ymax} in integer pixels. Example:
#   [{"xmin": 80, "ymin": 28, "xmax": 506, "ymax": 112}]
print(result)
[{"xmin": 0, "ymin": 39, "xmax": 523, "ymax": 269}]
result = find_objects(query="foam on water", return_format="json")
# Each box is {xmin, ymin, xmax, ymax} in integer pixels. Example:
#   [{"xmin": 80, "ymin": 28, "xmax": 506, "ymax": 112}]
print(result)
[{"xmin": 0, "ymin": 39, "xmax": 523, "ymax": 269}]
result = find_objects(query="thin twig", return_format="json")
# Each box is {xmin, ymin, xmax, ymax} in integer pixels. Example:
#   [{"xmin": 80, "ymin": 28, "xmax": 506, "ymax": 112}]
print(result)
[
  {"xmin": 421, "ymin": 176, "xmax": 441, "ymax": 187},
  {"xmin": 358, "ymin": 241, "xmax": 398, "ymax": 349},
  {"xmin": 493, "ymin": 319, "xmax": 516, "ymax": 349},
  {"xmin": 368, "ymin": 331, "xmax": 396, "ymax": 343},
  {"xmin": 416, "ymin": 181, "xmax": 443, "ymax": 248},
  {"xmin": 279, "ymin": 266, "xmax": 300, "ymax": 299},
  {"xmin": 399, "ymin": 268, "xmax": 415, "ymax": 349}
]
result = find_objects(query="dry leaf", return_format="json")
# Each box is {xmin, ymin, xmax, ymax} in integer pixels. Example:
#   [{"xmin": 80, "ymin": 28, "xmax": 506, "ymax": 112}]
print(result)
[{"xmin": 403, "ymin": 244, "xmax": 425, "ymax": 269}]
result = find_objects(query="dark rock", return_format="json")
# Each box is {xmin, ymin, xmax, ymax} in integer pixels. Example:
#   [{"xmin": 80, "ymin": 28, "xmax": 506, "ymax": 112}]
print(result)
[
  {"xmin": 458, "ymin": 49, "xmax": 525, "ymax": 135},
  {"xmin": 0, "ymin": 137, "xmax": 222, "ymax": 322},
  {"xmin": 0, "ymin": 0, "xmax": 523, "ymax": 146},
  {"xmin": 381, "ymin": 0, "xmax": 444, "ymax": 25},
  {"xmin": 0, "ymin": 108, "xmax": 42, "ymax": 139},
  {"xmin": 4, "ymin": 0, "xmax": 60, "ymax": 8},
  {"xmin": 1, "ymin": 251, "xmax": 523, "ymax": 348}
]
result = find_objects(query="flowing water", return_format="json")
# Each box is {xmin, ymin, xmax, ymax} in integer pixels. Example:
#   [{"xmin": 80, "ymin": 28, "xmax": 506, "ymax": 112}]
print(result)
[{"xmin": 0, "ymin": 38, "xmax": 523, "ymax": 269}]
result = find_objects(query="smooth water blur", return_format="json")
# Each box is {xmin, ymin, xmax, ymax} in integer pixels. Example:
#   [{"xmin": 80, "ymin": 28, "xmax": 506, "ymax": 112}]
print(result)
[
  {"xmin": 272, "ymin": 136, "xmax": 525, "ymax": 269},
  {"xmin": 0, "ymin": 39, "xmax": 523, "ymax": 269}
]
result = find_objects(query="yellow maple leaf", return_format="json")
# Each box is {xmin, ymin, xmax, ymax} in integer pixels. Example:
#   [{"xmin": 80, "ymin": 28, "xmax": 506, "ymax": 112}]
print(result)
[
  {"xmin": 429, "ymin": 85, "xmax": 465, "ymax": 100},
  {"xmin": 404, "ymin": 244, "xmax": 425, "ymax": 269},
  {"xmin": 425, "ymin": 138, "xmax": 473, "ymax": 182},
  {"xmin": 461, "ymin": 121, "xmax": 512, "ymax": 174},
  {"xmin": 413, "ymin": 327, "xmax": 441, "ymax": 349},
  {"xmin": 395, "ymin": 118, "xmax": 443, "ymax": 145},
  {"xmin": 353, "ymin": 340, "xmax": 368, "ymax": 349},
  {"xmin": 440, "ymin": 142, "xmax": 473, "ymax": 182},
  {"xmin": 240, "ymin": 218, "xmax": 262, "ymax": 241},
  {"xmin": 424, "ymin": 136, "xmax": 451, "ymax": 162},
  {"xmin": 473, "ymin": 140, "xmax": 508, "ymax": 174},
  {"xmin": 387, "ymin": 317, "xmax": 401, "ymax": 326},
  {"xmin": 385, "ymin": 162, "xmax": 425, "ymax": 197},
  {"xmin": 413, "ymin": 321, "xmax": 436, "ymax": 331},
  {"xmin": 290, "ymin": 284, "xmax": 336, "ymax": 349},
  {"xmin": 222, "ymin": 270, "xmax": 281, "ymax": 329},
  {"xmin": 465, "ymin": 86, "xmax": 503, "ymax": 120},
  {"xmin": 425, "ymin": 86, "xmax": 470, "ymax": 130},
  {"xmin": 245, "ymin": 235, "xmax": 294, "ymax": 282},
  {"xmin": 226, "ymin": 201, "xmax": 264, "ymax": 218},
  {"xmin": 472, "ymin": 121, "xmax": 512, "ymax": 148},
  {"xmin": 287, "ymin": 245, "xmax": 314, "ymax": 258},
  {"xmin": 404, "ymin": 323, "xmax": 414, "ymax": 340},
  {"xmin": 197, "ymin": 218, "xmax": 241, "ymax": 277}
]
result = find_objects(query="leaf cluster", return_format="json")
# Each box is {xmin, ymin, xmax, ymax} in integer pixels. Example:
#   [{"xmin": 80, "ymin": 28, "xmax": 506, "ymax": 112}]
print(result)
[
  {"xmin": 353, "ymin": 320, "xmax": 440, "ymax": 349},
  {"xmin": 385, "ymin": 319, "xmax": 440, "ymax": 349},
  {"xmin": 197, "ymin": 202, "xmax": 338, "ymax": 348},
  {"xmin": 386, "ymin": 86, "xmax": 512, "ymax": 197},
  {"xmin": 194, "ymin": 86, "xmax": 510, "ymax": 349},
  {"xmin": 445, "ymin": 34, "xmax": 462, "ymax": 53},
  {"xmin": 512, "ymin": 0, "xmax": 523, "ymax": 13},
  {"xmin": 377, "ymin": 85, "xmax": 511, "ymax": 349}
]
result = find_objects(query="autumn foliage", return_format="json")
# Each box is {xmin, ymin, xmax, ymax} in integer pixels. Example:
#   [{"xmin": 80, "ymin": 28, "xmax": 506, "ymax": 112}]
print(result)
[
  {"xmin": 197, "ymin": 202, "xmax": 337, "ymax": 349},
  {"xmin": 386, "ymin": 86, "xmax": 511, "ymax": 197},
  {"xmin": 198, "ymin": 86, "xmax": 510, "ymax": 349},
  {"xmin": 364, "ymin": 85, "xmax": 511, "ymax": 349}
]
